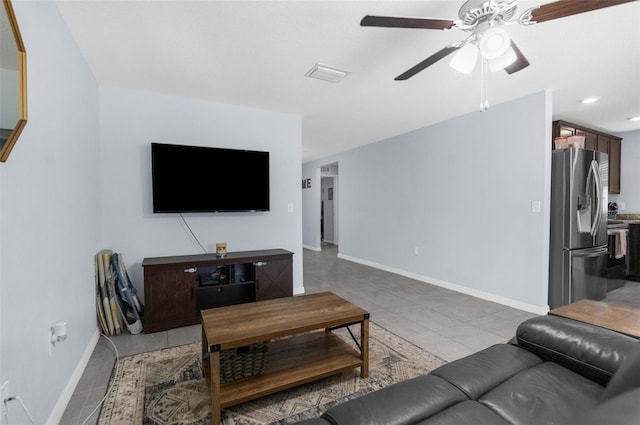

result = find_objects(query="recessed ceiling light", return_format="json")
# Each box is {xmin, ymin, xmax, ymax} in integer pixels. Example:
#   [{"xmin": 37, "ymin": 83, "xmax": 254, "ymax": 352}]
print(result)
[
  {"xmin": 579, "ymin": 96, "xmax": 601, "ymax": 104},
  {"xmin": 305, "ymin": 63, "xmax": 351, "ymax": 83},
  {"xmin": 628, "ymin": 116, "xmax": 640, "ymax": 122}
]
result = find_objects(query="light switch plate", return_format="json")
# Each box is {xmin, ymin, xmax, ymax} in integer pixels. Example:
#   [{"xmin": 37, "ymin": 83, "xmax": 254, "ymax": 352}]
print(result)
[{"xmin": 531, "ymin": 200, "xmax": 541, "ymax": 213}]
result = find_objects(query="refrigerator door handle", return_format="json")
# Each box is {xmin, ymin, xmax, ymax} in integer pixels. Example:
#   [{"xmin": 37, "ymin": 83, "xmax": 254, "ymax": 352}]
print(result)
[
  {"xmin": 571, "ymin": 246, "xmax": 608, "ymax": 258},
  {"xmin": 590, "ymin": 160, "xmax": 603, "ymax": 237}
]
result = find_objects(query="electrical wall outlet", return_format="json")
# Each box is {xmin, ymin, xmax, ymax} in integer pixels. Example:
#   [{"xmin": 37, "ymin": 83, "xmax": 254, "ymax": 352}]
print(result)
[{"xmin": 1, "ymin": 380, "xmax": 10, "ymax": 425}]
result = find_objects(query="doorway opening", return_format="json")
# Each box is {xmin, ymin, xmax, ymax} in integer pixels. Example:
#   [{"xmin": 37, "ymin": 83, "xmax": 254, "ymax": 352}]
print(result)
[{"xmin": 320, "ymin": 163, "xmax": 338, "ymax": 249}]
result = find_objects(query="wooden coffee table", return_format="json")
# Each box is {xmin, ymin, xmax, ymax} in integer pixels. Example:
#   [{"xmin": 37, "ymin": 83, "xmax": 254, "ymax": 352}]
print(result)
[
  {"xmin": 550, "ymin": 299, "xmax": 640, "ymax": 338},
  {"xmin": 200, "ymin": 291, "xmax": 370, "ymax": 425}
]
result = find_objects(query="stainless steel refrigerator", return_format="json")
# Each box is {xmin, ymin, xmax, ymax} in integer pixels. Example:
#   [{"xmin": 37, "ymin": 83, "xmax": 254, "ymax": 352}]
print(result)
[{"xmin": 549, "ymin": 148, "xmax": 608, "ymax": 309}]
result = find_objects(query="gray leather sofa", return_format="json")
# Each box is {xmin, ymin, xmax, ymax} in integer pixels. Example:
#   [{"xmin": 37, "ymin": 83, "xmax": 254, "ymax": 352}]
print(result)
[{"xmin": 293, "ymin": 315, "xmax": 640, "ymax": 425}]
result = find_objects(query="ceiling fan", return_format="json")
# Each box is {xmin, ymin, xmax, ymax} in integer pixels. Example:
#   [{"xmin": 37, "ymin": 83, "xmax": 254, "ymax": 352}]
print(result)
[{"xmin": 361, "ymin": 0, "xmax": 637, "ymax": 81}]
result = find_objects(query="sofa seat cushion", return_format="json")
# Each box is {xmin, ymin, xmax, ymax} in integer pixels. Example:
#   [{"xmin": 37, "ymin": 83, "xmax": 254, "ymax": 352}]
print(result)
[
  {"xmin": 431, "ymin": 344, "xmax": 542, "ymax": 399},
  {"xmin": 479, "ymin": 362, "xmax": 604, "ymax": 425},
  {"xmin": 577, "ymin": 387, "xmax": 640, "ymax": 425},
  {"xmin": 321, "ymin": 375, "xmax": 467, "ymax": 425},
  {"xmin": 416, "ymin": 401, "xmax": 510, "ymax": 425}
]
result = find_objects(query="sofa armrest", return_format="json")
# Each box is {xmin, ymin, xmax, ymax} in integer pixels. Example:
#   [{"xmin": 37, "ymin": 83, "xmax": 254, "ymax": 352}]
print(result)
[{"xmin": 516, "ymin": 315, "xmax": 639, "ymax": 385}]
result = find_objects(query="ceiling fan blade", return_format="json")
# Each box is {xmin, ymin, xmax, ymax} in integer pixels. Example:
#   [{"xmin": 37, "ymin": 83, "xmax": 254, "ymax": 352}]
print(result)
[
  {"xmin": 504, "ymin": 41, "xmax": 530, "ymax": 74},
  {"xmin": 360, "ymin": 15, "xmax": 455, "ymax": 30},
  {"xmin": 530, "ymin": 0, "xmax": 638, "ymax": 23},
  {"xmin": 395, "ymin": 45, "xmax": 461, "ymax": 81}
]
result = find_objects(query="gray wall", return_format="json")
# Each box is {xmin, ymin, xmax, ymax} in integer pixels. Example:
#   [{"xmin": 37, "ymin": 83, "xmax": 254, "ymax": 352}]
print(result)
[
  {"xmin": 303, "ymin": 91, "xmax": 552, "ymax": 313},
  {"xmin": 99, "ymin": 86, "xmax": 304, "ymax": 299},
  {"xmin": 0, "ymin": 1, "xmax": 102, "ymax": 423},
  {"xmin": 610, "ymin": 129, "xmax": 640, "ymax": 212}
]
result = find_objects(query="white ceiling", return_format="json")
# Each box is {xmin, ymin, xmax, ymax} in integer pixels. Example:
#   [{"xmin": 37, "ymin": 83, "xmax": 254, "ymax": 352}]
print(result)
[{"xmin": 55, "ymin": 0, "xmax": 640, "ymax": 162}]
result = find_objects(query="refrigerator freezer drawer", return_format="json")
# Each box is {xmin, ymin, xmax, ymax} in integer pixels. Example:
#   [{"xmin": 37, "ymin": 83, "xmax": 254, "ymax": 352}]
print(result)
[
  {"xmin": 568, "ymin": 247, "xmax": 608, "ymax": 305},
  {"xmin": 549, "ymin": 246, "xmax": 608, "ymax": 309}
]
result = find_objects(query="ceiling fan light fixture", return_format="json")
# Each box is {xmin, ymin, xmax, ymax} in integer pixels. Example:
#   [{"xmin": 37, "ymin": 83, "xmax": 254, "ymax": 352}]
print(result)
[
  {"xmin": 479, "ymin": 26, "xmax": 511, "ymax": 60},
  {"xmin": 450, "ymin": 43, "xmax": 478, "ymax": 74},
  {"xmin": 489, "ymin": 46, "xmax": 517, "ymax": 72}
]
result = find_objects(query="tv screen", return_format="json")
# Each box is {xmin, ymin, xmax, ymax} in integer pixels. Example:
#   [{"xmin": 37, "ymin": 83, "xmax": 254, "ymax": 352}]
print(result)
[{"xmin": 151, "ymin": 143, "xmax": 270, "ymax": 213}]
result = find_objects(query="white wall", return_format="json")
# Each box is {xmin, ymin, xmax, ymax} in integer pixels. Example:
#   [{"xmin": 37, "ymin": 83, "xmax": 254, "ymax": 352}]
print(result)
[
  {"xmin": 609, "ymin": 129, "xmax": 640, "ymax": 212},
  {"xmin": 0, "ymin": 1, "xmax": 101, "ymax": 423},
  {"xmin": 303, "ymin": 91, "xmax": 552, "ymax": 313},
  {"xmin": 99, "ymin": 86, "xmax": 303, "ymax": 297}
]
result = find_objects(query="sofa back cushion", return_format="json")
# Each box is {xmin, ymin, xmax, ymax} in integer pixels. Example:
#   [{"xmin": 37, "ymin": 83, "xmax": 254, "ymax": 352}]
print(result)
[
  {"xmin": 321, "ymin": 375, "xmax": 467, "ymax": 425},
  {"xmin": 430, "ymin": 344, "xmax": 541, "ymax": 400},
  {"xmin": 516, "ymin": 315, "xmax": 638, "ymax": 385}
]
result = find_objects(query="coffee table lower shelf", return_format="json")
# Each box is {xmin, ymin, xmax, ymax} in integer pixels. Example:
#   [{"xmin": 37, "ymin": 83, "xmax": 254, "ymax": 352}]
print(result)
[{"xmin": 207, "ymin": 330, "xmax": 364, "ymax": 409}]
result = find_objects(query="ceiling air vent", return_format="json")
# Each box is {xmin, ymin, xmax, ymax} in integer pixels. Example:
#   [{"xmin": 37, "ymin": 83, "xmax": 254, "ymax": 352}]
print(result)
[{"xmin": 305, "ymin": 63, "xmax": 351, "ymax": 83}]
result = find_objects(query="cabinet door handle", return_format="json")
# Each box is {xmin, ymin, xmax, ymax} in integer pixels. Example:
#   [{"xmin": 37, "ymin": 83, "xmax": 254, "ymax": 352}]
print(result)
[
  {"xmin": 253, "ymin": 262, "xmax": 267, "ymax": 267},
  {"xmin": 184, "ymin": 267, "xmax": 197, "ymax": 273}
]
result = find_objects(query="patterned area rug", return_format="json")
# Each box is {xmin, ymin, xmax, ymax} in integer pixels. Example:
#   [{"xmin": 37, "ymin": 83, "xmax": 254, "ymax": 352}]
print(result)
[{"xmin": 98, "ymin": 322, "xmax": 445, "ymax": 425}]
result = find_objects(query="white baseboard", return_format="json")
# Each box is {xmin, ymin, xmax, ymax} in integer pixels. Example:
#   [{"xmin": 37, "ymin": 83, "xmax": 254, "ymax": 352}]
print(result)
[
  {"xmin": 303, "ymin": 244, "xmax": 321, "ymax": 252},
  {"xmin": 293, "ymin": 286, "xmax": 305, "ymax": 295},
  {"xmin": 337, "ymin": 253, "xmax": 548, "ymax": 315},
  {"xmin": 47, "ymin": 328, "xmax": 100, "ymax": 425}
]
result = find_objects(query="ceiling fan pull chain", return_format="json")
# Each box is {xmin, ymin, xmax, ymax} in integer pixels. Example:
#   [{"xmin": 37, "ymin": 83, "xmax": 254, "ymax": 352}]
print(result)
[
  {"xmin": 480, "ymin": 59, "xmax": 489, "ymax": 111},
  {"xmin": 484, "ymin": 58, "xmax": 490, "ymax": 110},
  {"xmin": 479, "ymin": 59, "xmax": 483, "ymax": 111}
]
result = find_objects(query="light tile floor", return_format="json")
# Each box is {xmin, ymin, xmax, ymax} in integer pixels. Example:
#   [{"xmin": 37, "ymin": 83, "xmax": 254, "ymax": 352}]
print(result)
[{"xmin": 62, "ymin": 244, "xmax": 637, "ymax": 424}]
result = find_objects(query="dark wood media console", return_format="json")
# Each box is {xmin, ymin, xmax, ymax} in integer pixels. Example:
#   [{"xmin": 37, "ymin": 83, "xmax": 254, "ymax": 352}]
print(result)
[{"xmin": 142, "ymin": 249, "xmax": 293, "ymax": 333}]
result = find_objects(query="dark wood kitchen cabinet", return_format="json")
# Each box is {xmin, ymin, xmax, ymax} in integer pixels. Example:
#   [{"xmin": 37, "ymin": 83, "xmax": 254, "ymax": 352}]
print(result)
[
  {"xmin": 552, "ymin": 120, "xmax": 622, "ymax": 194},
  {"xmin": 608, "ymin": 138, "xmax": 621, "ymax": 194},
  {"xmin": 142, "ymin": 249, "xmax": 293, "ymax": 333}
]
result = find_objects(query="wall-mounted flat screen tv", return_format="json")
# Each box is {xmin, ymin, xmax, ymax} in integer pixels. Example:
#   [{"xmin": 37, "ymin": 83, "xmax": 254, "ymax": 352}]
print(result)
[{"xmin": 151, "ymin": 142, "xmax": 270, "ymax": 213}]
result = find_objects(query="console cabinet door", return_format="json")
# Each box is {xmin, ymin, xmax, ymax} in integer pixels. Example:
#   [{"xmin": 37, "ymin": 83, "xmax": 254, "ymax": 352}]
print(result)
[
  {"xmin": 255, "ymin": 258, "xmax": 293, "ymax": 301},
  {"xmin": 144, "ymin": 266, "xmax": 198, "ymax": 332}
]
